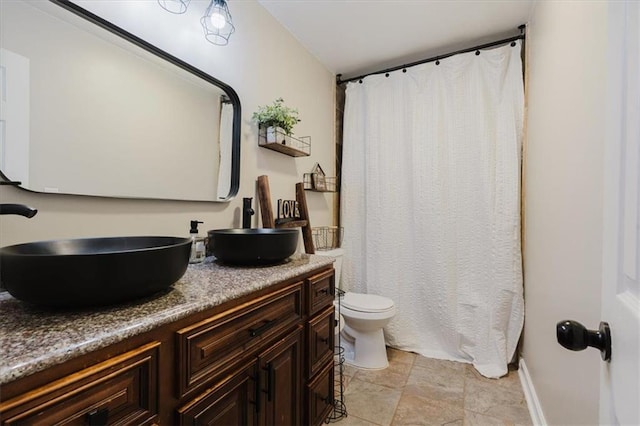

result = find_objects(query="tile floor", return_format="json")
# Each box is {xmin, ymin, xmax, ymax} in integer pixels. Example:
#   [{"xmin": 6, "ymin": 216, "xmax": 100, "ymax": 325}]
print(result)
[{"xmin": 332, "ymin": 348, "xmax": 532, "ymax": 426}]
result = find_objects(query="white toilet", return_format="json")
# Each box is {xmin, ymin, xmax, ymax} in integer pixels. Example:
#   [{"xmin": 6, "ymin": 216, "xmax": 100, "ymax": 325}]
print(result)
[{"xmin": 317, "ymin": 248, "xmax": 396, "ymax": 370}]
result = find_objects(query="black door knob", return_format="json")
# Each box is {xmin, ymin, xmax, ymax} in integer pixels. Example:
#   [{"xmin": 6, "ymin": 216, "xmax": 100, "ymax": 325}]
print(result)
[{"xmin": 556, "ymin": 320, "xmax": 611, "ymax": 361}]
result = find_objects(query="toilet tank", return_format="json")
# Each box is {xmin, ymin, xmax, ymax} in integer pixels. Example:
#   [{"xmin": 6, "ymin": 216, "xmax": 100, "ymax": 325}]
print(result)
[{"xmin": 316, "ymin": 248, "xmax": 344, "ymax": 289}]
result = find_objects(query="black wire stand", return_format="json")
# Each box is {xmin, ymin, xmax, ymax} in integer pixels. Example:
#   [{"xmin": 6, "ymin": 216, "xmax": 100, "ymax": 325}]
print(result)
[{"xmin": 326, "ymin": 288, "xmax": 347, "ymax": 422}]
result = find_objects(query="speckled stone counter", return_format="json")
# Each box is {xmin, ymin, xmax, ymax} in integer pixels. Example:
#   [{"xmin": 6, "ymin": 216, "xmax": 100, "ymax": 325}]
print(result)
[{"xmin": 0, "ymin": 254, "xmax": 334, "ymax": 385}]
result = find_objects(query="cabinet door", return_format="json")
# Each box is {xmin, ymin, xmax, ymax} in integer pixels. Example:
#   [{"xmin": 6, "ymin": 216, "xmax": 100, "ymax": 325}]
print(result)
[
  {"xmin": 258, "ymin": 327, "xmax": 302, "ymax": 426},
  {"xmin": 306, "ymin": 360, "xmax": 334, "ymax": 426},
  {"xmin": 177, "ymin": 360, "xmax": 257, "ymax": 426}
]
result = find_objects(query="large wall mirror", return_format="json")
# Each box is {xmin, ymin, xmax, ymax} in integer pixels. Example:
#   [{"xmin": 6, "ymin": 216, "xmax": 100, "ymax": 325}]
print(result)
[{"xmin": 0, "ymin": 0, "xmax": 240, "ymax": 202}]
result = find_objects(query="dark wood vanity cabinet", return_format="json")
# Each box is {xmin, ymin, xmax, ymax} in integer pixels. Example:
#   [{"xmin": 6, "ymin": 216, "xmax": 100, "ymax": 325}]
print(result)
[{"xmin": 0, "ymin": 265, "xmax": 335, "ymax": 426}]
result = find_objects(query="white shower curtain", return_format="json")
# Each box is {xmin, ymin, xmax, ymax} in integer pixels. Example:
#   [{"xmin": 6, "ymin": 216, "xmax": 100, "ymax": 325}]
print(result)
[{"xmin": 341, "ymin": 42, "xmax": 524, "ymax": 378}]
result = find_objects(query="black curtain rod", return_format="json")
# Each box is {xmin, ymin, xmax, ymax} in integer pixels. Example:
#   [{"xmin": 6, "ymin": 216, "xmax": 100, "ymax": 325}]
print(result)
[{"xmin": 337, "ymin": 26, "xmax": 526, "ymax": 85}]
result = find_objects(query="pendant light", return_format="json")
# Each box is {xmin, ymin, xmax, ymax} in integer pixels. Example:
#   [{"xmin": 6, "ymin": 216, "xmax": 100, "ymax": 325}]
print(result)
[
  {"xmin": 157, "ymin": 0, "xmax": 235, "ymax": 46},
  {"xmin": 157, "ymin": 0, "xmax": 191, "ymax": 14},
  {"xmin": 201, "ymin": 0, "xmax": 235, "ymax": 46}
]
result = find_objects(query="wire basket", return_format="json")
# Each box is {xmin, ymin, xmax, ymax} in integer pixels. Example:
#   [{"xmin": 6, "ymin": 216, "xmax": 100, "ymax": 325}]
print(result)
[
  {"xmin": 312, "ymin": 226, "xmax": 343, "ymax": 251},
  {"xmin": 303, "ymin": 174, "xmax": 337, "ymax": 192}
]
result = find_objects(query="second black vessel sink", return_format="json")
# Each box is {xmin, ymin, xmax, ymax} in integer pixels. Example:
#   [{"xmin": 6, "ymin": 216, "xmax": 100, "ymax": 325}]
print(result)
[{"xmin": 208, "ymin": 228, "xmax": 299, "ymax": 265}]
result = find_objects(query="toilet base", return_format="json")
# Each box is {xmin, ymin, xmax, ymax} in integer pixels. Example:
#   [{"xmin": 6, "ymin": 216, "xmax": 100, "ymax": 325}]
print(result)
[{"xmin": 341, "ymin": 325, "xmax": 389, "ymax": 370}]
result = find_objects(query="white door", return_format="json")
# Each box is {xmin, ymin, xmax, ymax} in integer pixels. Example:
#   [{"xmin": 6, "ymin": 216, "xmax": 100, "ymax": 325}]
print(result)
[{"xmin": 600, "ymin": 1, "xmax": 640, "ymax": 424}]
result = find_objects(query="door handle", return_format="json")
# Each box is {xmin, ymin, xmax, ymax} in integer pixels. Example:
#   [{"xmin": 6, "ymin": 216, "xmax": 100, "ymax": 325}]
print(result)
[{"xmin": 556, "ymin": 320, "xmax": 611, "ymax": 361}]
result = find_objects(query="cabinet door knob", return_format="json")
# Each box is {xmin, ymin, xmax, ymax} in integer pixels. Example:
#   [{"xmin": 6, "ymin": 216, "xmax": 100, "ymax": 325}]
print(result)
[{"xmin": 556, "ymin": 320, "xmax": 612, "ymax": 361}]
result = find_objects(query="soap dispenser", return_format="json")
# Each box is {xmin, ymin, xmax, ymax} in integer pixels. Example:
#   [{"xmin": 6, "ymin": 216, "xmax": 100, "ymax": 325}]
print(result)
[{"xmin": 189, "ymin": 220, "xmax": 206, "ymax": 264}]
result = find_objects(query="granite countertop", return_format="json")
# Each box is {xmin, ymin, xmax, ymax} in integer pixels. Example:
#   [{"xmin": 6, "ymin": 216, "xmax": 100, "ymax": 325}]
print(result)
[{"xmin": 0, "ymin": 254, "xmax": 334, "ymax": 385}]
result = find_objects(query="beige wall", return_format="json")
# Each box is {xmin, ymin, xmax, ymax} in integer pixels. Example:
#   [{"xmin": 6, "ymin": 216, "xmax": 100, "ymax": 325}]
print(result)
[
  {"xmin": 523, "ymin": 1, "xmax": 606, "ymax": 424},
  {"xmin": 0, "ymin": 0, "xmax": 335, "ymax": 245}
]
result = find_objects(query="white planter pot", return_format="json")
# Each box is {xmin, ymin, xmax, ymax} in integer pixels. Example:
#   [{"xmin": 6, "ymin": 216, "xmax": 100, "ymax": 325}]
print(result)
[
  {"xmin": 266, "ymin": 126, "xmax": 287, "ymax": 145},
  {"xmin": 266, "ymin": 126, "xmax": 277, "ymax": 143}
]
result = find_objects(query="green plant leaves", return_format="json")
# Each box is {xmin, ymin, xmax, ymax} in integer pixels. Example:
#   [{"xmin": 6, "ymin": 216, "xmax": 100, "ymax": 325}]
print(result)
[{"xmin": 252, "ymin": 98, "xmax": 301, "ymax": 135}]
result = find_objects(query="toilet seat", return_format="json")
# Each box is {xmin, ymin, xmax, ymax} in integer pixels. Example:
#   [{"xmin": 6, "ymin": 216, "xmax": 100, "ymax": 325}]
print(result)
[{"xmin": 342, "ymin": 292, "xmax": 394, "ymax": 313}]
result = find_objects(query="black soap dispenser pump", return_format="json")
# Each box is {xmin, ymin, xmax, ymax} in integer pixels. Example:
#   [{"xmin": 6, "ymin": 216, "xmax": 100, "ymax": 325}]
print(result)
[{"xmin": 189, "ymin": 220, "xmax": 205, "ymax": 264}]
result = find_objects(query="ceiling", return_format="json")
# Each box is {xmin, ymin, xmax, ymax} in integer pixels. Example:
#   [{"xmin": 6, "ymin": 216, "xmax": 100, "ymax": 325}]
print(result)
[{"xmin": 257, "ymin": 0, "xmax": 535, "ymax": 80}]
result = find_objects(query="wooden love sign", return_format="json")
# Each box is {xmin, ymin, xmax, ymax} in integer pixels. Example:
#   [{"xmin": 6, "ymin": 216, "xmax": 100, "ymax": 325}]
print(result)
[{"xmin": 277, "ymin": 199, "xmax": 301, "ymax": 221}]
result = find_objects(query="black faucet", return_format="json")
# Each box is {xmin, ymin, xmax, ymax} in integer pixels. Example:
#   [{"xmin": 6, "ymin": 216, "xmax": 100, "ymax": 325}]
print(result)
[
  {"xmin": 0, "ymin": 204, "xmax": 38, "ymax": 218},
  {"xmin": 242, "ymin": 197, "xmax": 254, "ymax": 229}
]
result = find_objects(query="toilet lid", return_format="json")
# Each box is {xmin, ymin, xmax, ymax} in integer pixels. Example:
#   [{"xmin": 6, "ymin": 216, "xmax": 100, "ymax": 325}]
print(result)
[{"xmin": 341, "ymin": 292, "xmax": 394, "ymax": 313}]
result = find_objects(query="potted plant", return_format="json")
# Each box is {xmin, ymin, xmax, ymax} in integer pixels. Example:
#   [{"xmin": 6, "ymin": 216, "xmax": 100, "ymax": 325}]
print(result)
[{"xmin": 252, "ymin": 98, "xmax": 301, "ymax": 143}]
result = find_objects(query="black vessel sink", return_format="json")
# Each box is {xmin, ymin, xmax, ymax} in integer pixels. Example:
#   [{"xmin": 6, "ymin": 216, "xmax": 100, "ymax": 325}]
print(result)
[
  {"xmin": 208, "ymin": 228, "xmax": 299, "ymax": 265},
  {"xmin": 0, "ymin": 236, "xmax": 191, "ymax": 307}
]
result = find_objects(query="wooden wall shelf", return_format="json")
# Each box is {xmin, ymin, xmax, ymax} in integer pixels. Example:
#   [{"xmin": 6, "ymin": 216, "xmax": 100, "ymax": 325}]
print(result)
[{"xmin": 258, "ymin": 126, "xmax": 310, "ymax": 157}]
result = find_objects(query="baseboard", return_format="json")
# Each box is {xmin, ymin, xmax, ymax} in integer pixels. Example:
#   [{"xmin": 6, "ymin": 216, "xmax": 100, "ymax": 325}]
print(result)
[{"xmin": 518, "ymin": 358, "xmax": 547, "ymax": 426}]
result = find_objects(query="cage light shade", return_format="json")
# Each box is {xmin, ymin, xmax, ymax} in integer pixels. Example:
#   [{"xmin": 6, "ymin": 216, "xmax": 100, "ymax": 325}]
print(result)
[
  {"xmin": 201, "ymin": 0, "xmax": 235, "ymax": 46},
  {"xmin": 157, "ymin": 0, "xmax": 191, "ymax": 14}
]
